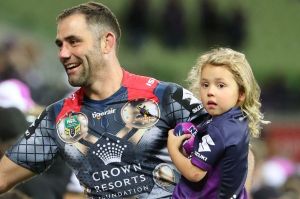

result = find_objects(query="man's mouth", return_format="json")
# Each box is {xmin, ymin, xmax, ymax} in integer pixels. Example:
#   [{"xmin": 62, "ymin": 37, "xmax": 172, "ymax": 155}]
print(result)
[
  {"xmin": 65, "ymin": 63, "xmax": 79, "ymax": 69},
  {"xmin": 65, "ymin": 63, "xmax": 80, "ymax": 74}
]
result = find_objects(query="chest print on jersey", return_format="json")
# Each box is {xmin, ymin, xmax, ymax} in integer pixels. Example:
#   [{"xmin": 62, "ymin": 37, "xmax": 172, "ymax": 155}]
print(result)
[
  {"xmin": 121, "ymin": 99, "xmax": 160, "ymax": 129},
  {"xmin": 116, "ymin": 99, "xmax": 161, "ymax": 145}
]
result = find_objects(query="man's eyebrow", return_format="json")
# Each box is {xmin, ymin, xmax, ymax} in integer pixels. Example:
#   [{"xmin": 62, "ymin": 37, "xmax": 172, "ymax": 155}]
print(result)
[{"xmin": 54, "ymin": 35, "xmax": 80, "ymax": 46}]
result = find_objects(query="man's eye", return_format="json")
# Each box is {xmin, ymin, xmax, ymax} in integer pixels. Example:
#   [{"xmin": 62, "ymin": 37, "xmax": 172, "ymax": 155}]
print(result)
[{"xmin": 70, "ymin": 40, "xmax": 78, "ymax": 45}]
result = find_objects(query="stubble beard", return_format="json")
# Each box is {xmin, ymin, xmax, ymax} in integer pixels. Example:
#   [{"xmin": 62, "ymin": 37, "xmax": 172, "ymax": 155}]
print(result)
[{"xmin": 68, "ymin": 68, "xmax": 89, "ymax": 87}]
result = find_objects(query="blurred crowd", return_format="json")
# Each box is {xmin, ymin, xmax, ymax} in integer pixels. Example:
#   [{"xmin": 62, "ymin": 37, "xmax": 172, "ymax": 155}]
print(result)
[
  {"xmin": 0, "ymin": 0, "xmax": 300, "ymax": 198},
  {"xmin": 0, "ymin": 35, "xmax": 83, "ymax": 199},
  {"xmin": 124, "ymin": 0, "xmax": 247, "ymax": 50}
]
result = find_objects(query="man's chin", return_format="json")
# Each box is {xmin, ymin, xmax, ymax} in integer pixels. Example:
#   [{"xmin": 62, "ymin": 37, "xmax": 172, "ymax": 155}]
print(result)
[{"xmin": 69, "ymin": 80, "xmax": 84, "ymax": 87}]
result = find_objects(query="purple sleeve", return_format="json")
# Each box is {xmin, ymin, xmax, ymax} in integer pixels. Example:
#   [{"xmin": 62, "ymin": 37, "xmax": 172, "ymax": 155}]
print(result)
[{"xmin": 191, "ymin": 125, "xmax": 225, "ymax": 171}]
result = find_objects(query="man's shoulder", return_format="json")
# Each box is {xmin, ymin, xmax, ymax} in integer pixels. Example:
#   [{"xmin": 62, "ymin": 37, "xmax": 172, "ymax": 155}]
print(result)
[
  {"xmin": 122, "ymin": 70, "xmax": 159, "ymax": 90},
  {"xmin": 123, "ymin": 70, "xmax": 184, "ymax": 91}
]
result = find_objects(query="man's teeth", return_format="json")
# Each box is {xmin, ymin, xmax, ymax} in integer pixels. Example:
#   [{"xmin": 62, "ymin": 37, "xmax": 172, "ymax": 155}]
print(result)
[{"xmin": 66, "ymin": 64, "xmax": 77, "ymax": 69}]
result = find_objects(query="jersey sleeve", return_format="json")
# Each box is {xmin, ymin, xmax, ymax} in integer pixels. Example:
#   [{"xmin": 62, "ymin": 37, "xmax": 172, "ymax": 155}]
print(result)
[
  {"xmin": 157, "ymin": 82, "xmax": 209, "ymax": 127},
  {"xmin": 5, "ymin": 107, "xmax": 59, "ymax": 173},
  {"xmin": 191, "ymin": 124, "xmax": 225, "ymax": 172}
]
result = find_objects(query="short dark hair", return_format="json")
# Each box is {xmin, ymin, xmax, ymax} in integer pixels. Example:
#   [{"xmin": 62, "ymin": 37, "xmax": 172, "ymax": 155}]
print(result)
[{"xmin": 57, "ymin": 1, "xmax": 121, "ymax": 46}]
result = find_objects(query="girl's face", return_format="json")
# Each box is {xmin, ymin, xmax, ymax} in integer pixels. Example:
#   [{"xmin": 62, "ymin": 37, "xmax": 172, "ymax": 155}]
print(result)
[{"xmin": 199, "ymin": 64, "xmax": 244, "ymax": 116}]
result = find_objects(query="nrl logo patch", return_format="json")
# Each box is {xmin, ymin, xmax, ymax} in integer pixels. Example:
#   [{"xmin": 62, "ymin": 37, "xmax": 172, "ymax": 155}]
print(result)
[
  {"xmin": 64, "ymin": 115, "xmax": 80, "ymax": 137},
  {"xmin": 56, "ymin": 112, "xmax": 88, "ymax": 144}
]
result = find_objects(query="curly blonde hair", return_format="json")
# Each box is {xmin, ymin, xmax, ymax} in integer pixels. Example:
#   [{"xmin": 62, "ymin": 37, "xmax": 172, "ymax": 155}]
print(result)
[{"xmin": 186, "ymin": 48, "xmax": 269, "ymax": 137}]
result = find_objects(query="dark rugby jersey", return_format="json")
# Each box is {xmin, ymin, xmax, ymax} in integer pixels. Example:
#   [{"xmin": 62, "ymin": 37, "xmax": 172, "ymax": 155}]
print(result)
[
  {"xmin": 6, "ymin": 70, "xmax": 208, "ymax": 199},
  {"xmin": 173, "ymin": 107, "xmax": 249, "ymax": 199}
]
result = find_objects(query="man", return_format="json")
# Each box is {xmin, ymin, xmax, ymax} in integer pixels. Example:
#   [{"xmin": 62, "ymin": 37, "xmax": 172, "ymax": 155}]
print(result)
[{"xmin": 0, "ymin": 2, "xmax": 252, "ymax": 198}]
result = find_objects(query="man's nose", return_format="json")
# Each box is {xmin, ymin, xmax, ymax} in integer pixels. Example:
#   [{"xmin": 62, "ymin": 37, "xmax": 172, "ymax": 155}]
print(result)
[{"xmin": 59, "ymin": 44, "xmax": 71, "ymax": 59}]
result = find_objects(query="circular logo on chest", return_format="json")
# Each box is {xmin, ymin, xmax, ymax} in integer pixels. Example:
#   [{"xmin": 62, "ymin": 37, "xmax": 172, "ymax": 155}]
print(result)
[
  {"xmin": 56, "ymin": 112, "xmax": 89, "ymax": 144},
  {"xmin": 121, "ymin": 99, "xmax": 160, "ymax": 129}
]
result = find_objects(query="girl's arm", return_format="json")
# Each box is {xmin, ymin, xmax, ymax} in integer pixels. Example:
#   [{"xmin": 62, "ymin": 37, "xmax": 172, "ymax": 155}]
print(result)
[{"xmin": 167, "ymin": 130, "xmax": 207, "ymax": 182}]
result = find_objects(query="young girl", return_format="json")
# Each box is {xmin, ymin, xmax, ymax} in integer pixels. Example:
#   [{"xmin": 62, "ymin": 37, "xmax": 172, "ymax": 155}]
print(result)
[{"xmin": 168, "ymin": 48, "xmax": 269, "ymax": 199}]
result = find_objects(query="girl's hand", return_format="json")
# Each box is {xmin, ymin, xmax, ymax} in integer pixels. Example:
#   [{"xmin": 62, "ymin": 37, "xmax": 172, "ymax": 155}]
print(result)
[{"xmin": 167, "ymin": 129, "xmax": 191, "ymax": 151}]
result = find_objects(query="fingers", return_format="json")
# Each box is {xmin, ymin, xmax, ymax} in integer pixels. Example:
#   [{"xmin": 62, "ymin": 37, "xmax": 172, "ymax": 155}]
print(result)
[{"xmin": 168, "ymin": 129, "xmax": 174, "ymax": 136}]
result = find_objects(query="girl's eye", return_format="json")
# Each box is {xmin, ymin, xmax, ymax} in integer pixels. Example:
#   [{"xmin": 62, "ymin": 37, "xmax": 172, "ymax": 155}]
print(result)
[
  {"xmin": 200, "ymin": 82, "xmax": 209, "ymax": 88},
  {"xmin": 217, "ymin": 83, "xmax": 225, "ymax": 88}
]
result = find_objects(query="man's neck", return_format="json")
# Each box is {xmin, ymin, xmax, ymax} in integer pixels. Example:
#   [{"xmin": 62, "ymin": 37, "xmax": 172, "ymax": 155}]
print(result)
[{"xmin": 84, "ymin": 66, "xmax": 123, "ymax": 101}]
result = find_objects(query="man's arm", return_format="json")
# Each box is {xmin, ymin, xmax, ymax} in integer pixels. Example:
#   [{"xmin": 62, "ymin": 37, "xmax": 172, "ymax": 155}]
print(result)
[{"xmin": 0, "ymin": 156, "xmax": 35, "ymax": 194}]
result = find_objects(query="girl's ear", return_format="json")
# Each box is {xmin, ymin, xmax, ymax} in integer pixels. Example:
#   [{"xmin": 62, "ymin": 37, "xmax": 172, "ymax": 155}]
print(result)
[{"xmin": 238, "ymin": 92, "xmax": 246, "ymax": 105}]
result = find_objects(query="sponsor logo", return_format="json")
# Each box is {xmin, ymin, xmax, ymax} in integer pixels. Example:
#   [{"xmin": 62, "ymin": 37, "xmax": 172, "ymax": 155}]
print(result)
[
  {"xmin": 194, "ymin": 151, "xmax": 208, "ymax": 161},
  {"xmin": 121, "ymin": 99, "xmax": 160, "ymax": 129},
  {"xmin": 92, "ymin": 137, "xmax": 127, "ymax": 165},
  {"xmin": 146, "ymin": 78, "xmax": 156, "ymax": 87},
  {"xmin": 92, "ymin": 163, "xmax": 143, "ymax": 182},
  {"xmin": 197, "ymin": 134, "xmax": 215, "ymax": 152},
  {"xmin": 92, "ymin": 108, "xmax": 116, "ymax": 120},
  {"xmin": 182, "ymin": 88, "xmax": 200, "ymax": 106},
  {"xmin": 192, "ymin": 104, "xmax": 203, "ymax": 113},
  {"xmin": 88, "ymin": 162, "xmax": 151, "ymax": 197}
]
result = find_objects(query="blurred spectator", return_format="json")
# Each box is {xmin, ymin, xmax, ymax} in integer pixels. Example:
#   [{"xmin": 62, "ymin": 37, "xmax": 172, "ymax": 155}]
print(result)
[
  {"xmin": 161, "ymin": 0, "xmax": 187, "ymax": 49},
  {"xmin": 0, "ymin": 107, "xmax": 72, "ymax": 199},
  {"xmin": 260, "ymin": 157, "xmax": 296, "ymax": 188},
  {"xmin": 0, "ymin": 37, "xmax": 45, "ymax": 117},
  {"xmin": 125, "ymin": 0, "xmax": 150, "ymax": 50},
  {"xmin": 225, "ymin": 5, "xmax": 248, "ymax": 49},
  {"xmin": 0, "ymin": 36, "xmax": 69, "ymax": 107},
  {"xmin": 279, "ymin": 174, "xmax": 300, "ymax": 199},
  {"xmin": 0, "ymin": 36, "xmax": 44, "ymax": 94},
  {"xmin": 0, "ymin": 79, "xmax": 39, "ymax": 115},
  {"xmin": 198, "ymin": 0, "xmax": 248, "ymax": 49},
  {"xmin": 0, "ymin": 42, "xmax": 21, "ymax": 81},
  {"xmin": 252, "ymin": 185, "xmax": 281, "ymax": 199},
  {"xmin": 261, "ymin": 73, "xmax": 289, "ymax": 111},
  {"xmin": 251, "ymin": 145, "xmax": 297, "ymax": 199},
  {"xmin": 0, "ymin": 107, "xmax": 28, "ymax": 152},
  {"xmin": 198, "ymin": 0, "xmax": 221, "ymax": 47}
]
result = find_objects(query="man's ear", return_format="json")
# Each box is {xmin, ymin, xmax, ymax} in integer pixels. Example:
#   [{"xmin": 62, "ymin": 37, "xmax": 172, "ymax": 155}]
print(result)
[{"xmin": 101, "ymin": 32, "xmax": 116, "ymax": 54}]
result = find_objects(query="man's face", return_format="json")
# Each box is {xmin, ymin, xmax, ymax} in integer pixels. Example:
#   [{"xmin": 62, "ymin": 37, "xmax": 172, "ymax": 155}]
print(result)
[{"xmin": 55, "ymin": 14, "xmax": 102, "ymax": 87}]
